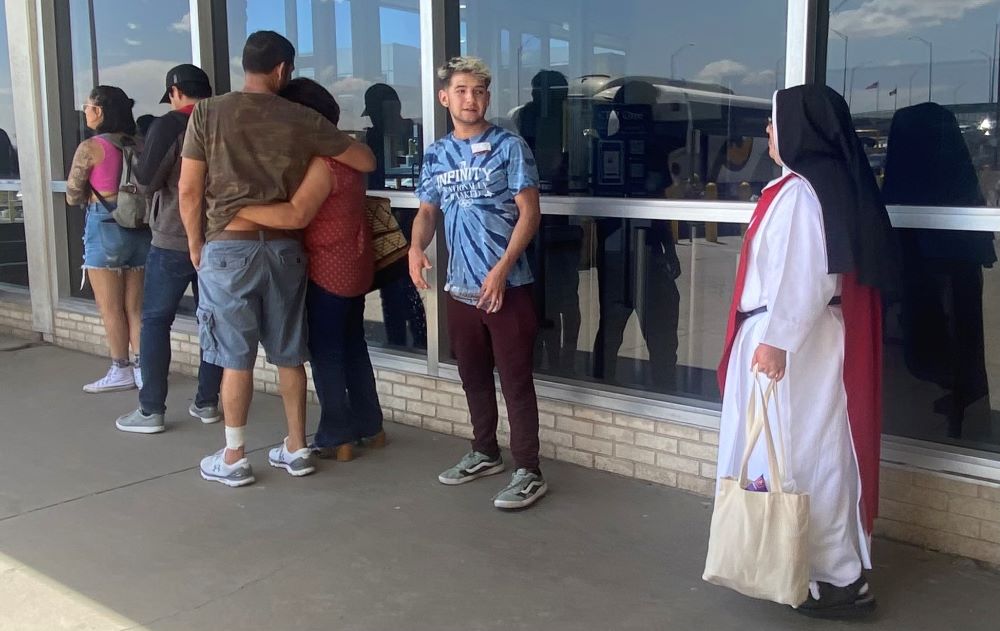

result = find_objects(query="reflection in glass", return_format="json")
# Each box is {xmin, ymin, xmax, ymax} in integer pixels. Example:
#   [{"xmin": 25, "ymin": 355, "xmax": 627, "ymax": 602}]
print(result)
[
  {"xmin": 0, "ymin": 8, "xmax": 26, "ymax": 287},
  {"xmin": 56, "ymin": 0, "xmax": 192, "ymax": 297},
  {"xmin": 227, "ymin": 0, "xmax": 423, "ymax": 190},
  {"xmin": 882, "ymin": 103, "xmax": 999, "ymax": 451},
  {"xmin": 363, "ymin": 207, "xmax": 427, "ymax": 354},
  {"xmin": 462, "ymin": 0, "xmax": 786, "ymax": 201},
  {"xmin": 224, "ymin": 1, "xmax": 427, "ymax": 356},
  {"xmin": 523, "ymin": 218, "xmax": 739, "ymax": 402},
  {"xmin": 825, "ymin": 4, "xmax": 1000, "ymax": 452}
]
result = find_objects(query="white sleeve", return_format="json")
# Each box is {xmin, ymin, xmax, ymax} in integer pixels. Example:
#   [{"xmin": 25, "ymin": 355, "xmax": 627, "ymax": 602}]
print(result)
[{"xmin": 759, "ymin": 179, "xmax": 838, "ymax": 354}]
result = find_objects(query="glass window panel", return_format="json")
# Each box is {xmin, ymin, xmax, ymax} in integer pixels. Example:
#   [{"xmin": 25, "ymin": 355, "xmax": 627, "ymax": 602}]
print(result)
[
  {"xmin": 824, "ymin": 3, "xmax": 1000, "ymax": 454},
  {"xmin": 460, "ymin": 0, "xmax": 786, "ymax": 199},
  {"xmin": 500, "ymin": 218, "xmax": 740, "ymax": 402},
  {"xmin": 56, "ymin": 0, "xmax": 193, "ymax": 297},
  {"xmin": 227, "ymin": 0, "xmax": 423, "ymax": 191},
  {"xmin": 224, "ymin": 2, "xmax": 426, "ymax": 356},
  {"xmin": 826, "ymin": 1, "xmax": 1000, "ymax": 208},
  {"xmin": 363, "ymin": 207, "xmax": 428, "ymax": 355},
  {"xmin": 0, "ymin": 8, "xmax": 26, "ymax": 287}
]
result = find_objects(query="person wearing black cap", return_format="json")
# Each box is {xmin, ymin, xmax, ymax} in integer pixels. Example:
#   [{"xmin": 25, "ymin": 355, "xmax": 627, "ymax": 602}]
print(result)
[
  {"xmin": 713, "ymin": 85, "xmax": 897, "ymax": 617},
  {"xmin": 115, "ymin": 63, "xmax": 222, "ymax": 435},
  {"xmin": 363, "ymin": 83, "xmax": 428, "ymax": 350}
]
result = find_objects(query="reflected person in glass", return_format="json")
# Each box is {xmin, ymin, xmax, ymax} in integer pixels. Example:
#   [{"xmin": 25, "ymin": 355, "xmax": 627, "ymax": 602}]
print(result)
[
  {"xmin": 591, "ymin": 80, "xmax": 681, "ymax": 390},
  {"xmin": 882, "ymin": 102, "xmax": 996, "ymax": 440},
  {"xmin": 514, "ymin": 70, "xmax": 583, "ymax": 375},
  {"xmin": 363, "ymin": 83, "xmax": 428, "ymax": 350}
]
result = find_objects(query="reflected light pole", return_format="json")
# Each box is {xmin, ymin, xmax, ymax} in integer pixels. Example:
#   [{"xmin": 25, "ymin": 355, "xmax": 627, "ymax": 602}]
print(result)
[
  {"xmin": 908, "ymin": 69, "xmax": 919, "ymax": 105},
  {"xmin": 832, "ymin": 28, "xmax": 849, "ymax": 96},
  {"xmin": 909, "ymin": 36, "xmax": 933, "ymax": 101},
  {"xmin": 670, "ymin": 43, "xmax": 695, "ymax": 80},
  {"xmin": 973, "ymin": 49, "xmax": 995, "ymax": 103},
  {"xmin": 848, "ymin": 60, "xmax": 871, "ymax": 110}
]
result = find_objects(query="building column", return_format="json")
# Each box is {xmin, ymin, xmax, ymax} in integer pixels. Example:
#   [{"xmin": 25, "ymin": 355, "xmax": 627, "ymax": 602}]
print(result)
[{"xmin": 5, "ymin": 0, "xmax": 59, "ymax": 335}]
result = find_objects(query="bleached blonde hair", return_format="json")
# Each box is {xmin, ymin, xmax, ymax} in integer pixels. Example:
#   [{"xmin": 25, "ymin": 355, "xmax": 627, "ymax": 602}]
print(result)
[{"xmin": 437, "ymin": 56, "xmax": 492, "ymax": 88}]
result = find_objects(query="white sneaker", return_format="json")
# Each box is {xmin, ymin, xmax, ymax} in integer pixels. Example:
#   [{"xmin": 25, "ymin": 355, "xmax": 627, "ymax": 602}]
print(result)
[
  {"xmin": 83, "ymin": 364, "xmax": 136, "ymax": 394},
  {"xmin": 133, "ymin": 365, "xmax": 143, "ymax": 391}
]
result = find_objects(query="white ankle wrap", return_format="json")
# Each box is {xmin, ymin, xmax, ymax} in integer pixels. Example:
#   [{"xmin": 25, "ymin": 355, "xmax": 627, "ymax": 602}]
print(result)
[{"xmin": 224, "ymin": 426, "xmax": 246, "ymax": 450}]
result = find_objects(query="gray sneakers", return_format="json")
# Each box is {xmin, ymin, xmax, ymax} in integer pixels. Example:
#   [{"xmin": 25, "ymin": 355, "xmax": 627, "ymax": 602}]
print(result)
[
  {"xmin": 115, "ymin": 408, "xmax": 165, "ymax": 434},
  {"xmin": 199, "ymin": 449, "xmax": 255, "ymax": 487},
  {"xmin": 493, "ymin": 468, "xmax": 548, "ymax": 509},
  {"xmin": 438, "ymin": 451, "xmax": 505, "ymax": 485},
  {"xmin": 189, "ymin": 402, "xmax": 222, "ymax": 424},
  {"xmin": 268, "ymin": 439, "xmax": 316, "ymax": 477}
]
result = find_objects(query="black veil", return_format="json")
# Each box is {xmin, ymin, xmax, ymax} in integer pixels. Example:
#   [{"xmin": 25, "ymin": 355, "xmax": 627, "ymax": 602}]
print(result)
[{"xmin": 774, "ymin": 84, "xmax": 898, "ymax": 290}]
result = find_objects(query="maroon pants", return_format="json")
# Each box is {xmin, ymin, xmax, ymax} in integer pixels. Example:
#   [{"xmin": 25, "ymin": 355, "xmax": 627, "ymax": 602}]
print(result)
[{"xmin": 447, "ymin": 284, "xmax": 541, "ymax": 471}]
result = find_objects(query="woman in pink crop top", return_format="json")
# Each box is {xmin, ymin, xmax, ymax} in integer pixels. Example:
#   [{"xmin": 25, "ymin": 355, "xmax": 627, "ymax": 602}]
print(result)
[
  {"xmin": 238, "ymin": 78, "xmax": 384, "ymax": 462},
  {"xmin": 65, "ymin": 85, "xmax": 151, "ymax": 394}
]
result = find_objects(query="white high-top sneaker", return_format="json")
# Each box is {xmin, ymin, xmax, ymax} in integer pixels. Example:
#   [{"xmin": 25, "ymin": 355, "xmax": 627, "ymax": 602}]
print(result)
[{"xmin": 83, "ymin": 363, "xmax": 136, "ymax": 394}]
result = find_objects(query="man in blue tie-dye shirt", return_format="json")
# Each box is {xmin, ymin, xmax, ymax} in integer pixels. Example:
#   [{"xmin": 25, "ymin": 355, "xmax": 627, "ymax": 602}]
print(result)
[{"xmin": 411, "ymin": 56, "xmax": 547, "ymax": 510}]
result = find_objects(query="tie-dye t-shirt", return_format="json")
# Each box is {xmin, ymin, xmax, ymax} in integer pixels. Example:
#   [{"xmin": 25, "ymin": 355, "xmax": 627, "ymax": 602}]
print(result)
[{"xmin": 415, "ymin": 125, "xmax": 539, "ymax": 303}]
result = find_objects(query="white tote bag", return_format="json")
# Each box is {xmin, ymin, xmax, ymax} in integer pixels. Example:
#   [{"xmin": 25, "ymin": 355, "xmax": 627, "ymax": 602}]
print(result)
[{"xmin": 702, "ymin": 376, "xmax": 811, "ymax": 607}]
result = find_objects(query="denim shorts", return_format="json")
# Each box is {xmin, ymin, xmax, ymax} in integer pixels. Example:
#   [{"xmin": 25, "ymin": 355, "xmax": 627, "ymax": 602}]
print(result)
[
  {"xmin": 196, "ymin": 237, "xmax": 309, "ymax": 370},
  {"xmin": 82, "ymin": 203, "xmax": 151, "ymax": 270}
]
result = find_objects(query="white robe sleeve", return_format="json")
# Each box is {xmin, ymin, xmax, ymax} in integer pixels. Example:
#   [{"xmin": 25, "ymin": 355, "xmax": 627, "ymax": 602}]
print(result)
[{"xmin": 759, "ymin": 178, "xmax": 838, "ymax": 354}]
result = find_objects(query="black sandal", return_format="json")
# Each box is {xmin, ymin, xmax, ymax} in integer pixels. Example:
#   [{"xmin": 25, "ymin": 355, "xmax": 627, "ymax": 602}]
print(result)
[{"xmin": 796, "ymin": 576, "xmax": 877, "ymax": 619}]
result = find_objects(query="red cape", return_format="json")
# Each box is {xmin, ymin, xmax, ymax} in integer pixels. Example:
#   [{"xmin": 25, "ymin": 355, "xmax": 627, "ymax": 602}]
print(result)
[{"xmin": 717, "ymin": 177, "xmax": 882, "ymax": 535}]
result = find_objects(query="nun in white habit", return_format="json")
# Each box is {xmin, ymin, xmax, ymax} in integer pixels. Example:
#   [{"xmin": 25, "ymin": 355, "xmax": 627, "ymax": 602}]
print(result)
[{"xmin": 715, "ymin": 84, "xmax": 897, "ymax": 619}]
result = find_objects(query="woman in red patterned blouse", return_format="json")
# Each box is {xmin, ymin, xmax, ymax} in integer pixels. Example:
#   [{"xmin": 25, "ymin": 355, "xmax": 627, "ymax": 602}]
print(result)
[{"xmin": 238, "ymin": 78, "xmax": 384, "ymax": 462}]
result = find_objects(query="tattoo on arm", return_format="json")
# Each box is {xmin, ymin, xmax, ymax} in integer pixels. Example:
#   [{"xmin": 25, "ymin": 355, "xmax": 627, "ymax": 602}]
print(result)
[{"xmin": 66, "ymin": 141, "xmax": 98, "ymax": 206}]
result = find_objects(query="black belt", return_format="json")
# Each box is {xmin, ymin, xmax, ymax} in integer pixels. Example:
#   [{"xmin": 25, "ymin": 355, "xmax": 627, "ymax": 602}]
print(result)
[{"xmin": 741, "ymin": 296, "xmax": 841, "ymax": 318}]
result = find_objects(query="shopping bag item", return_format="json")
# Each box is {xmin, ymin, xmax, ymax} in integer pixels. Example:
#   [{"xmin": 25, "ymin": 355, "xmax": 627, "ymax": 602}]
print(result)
[
  {"xmin": 702, "ymin": 374, "xmax": 811, "ymax": 608},
  {"xmin": 365, "ymin": 195, "xmax": 409, "ymax": 290}
]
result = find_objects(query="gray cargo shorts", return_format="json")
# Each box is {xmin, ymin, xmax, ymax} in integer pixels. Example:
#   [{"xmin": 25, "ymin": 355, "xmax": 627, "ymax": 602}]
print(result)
[{"xmin": 197, "ymin": 236, "xmax": 309, "ymax": 370}]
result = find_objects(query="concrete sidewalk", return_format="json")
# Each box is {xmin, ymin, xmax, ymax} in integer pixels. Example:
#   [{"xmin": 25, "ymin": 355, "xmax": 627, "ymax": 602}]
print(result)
[{"xmin": 1, "ymin": 342, "xmax": 998, "ymax": 631}]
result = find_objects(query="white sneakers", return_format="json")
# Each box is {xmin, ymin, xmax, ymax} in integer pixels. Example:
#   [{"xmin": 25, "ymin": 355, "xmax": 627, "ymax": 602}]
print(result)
[{"xmin": 82, "ymin": 363, "xmax": 136, "ymax": 394}]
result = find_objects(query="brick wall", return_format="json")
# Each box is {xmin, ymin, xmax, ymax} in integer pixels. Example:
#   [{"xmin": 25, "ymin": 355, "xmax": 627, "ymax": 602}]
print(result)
[
  {"xmin": 0, "ymin": 298, "xmax": 34, "ymax": 339},
  {"xmin": 10, "ymin": 301, "xmax": 1000, "ymax": 568}
]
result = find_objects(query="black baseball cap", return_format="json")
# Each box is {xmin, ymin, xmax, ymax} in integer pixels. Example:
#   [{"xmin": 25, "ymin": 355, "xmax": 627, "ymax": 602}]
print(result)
[{"xmin": 159, "ymin": 64, "xmax": 212, "ymax": 103}]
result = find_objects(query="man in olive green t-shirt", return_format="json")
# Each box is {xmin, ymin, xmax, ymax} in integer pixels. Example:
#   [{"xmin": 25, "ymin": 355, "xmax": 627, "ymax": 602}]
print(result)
[{"xmin": 179, "ymin": 30, "xmax": 375, "ymax": 487}]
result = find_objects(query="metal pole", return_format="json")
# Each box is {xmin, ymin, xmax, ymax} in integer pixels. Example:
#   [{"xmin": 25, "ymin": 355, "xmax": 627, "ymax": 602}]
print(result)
[
  {"xmin": 974, "ymin": 50, "xmax": 992, "ymax": 102},
  {"xmin": 909, "ymin": 36, "xmax": 933, "ymax": 101},
  {"xmin": 832, "ymin": 28, "xmax": 848, "ymax": 96},
  {"xmin": 990, "ymin": 23, "xmax": 1000, "ymax": 103},
  {"xmin": 86, "ymin": 0, "xmax": 99, "ymax": 87},
  {"xmin": 670, "ymin": 43, "xmax": 694, "ymax": 80},
  {"xmin": 848, "ymin": 60, "xmax": 870, "ymax": 110}
]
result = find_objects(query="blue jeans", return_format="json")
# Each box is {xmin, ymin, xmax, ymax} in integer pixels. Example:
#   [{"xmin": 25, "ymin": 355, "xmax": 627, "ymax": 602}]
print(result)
[
  {"xmin": 139, "ymin": 246, "xmax": 223, "ymax": 415},
  {"xmin": 307, "ymin": 282, "xmax": 383, "ymax": 447}
]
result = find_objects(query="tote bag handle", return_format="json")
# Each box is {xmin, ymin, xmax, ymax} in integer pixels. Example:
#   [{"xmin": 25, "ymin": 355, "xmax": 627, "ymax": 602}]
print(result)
[{"xmin": 737, "ymin": 370, "xmax": 787, "ymax": 493}]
